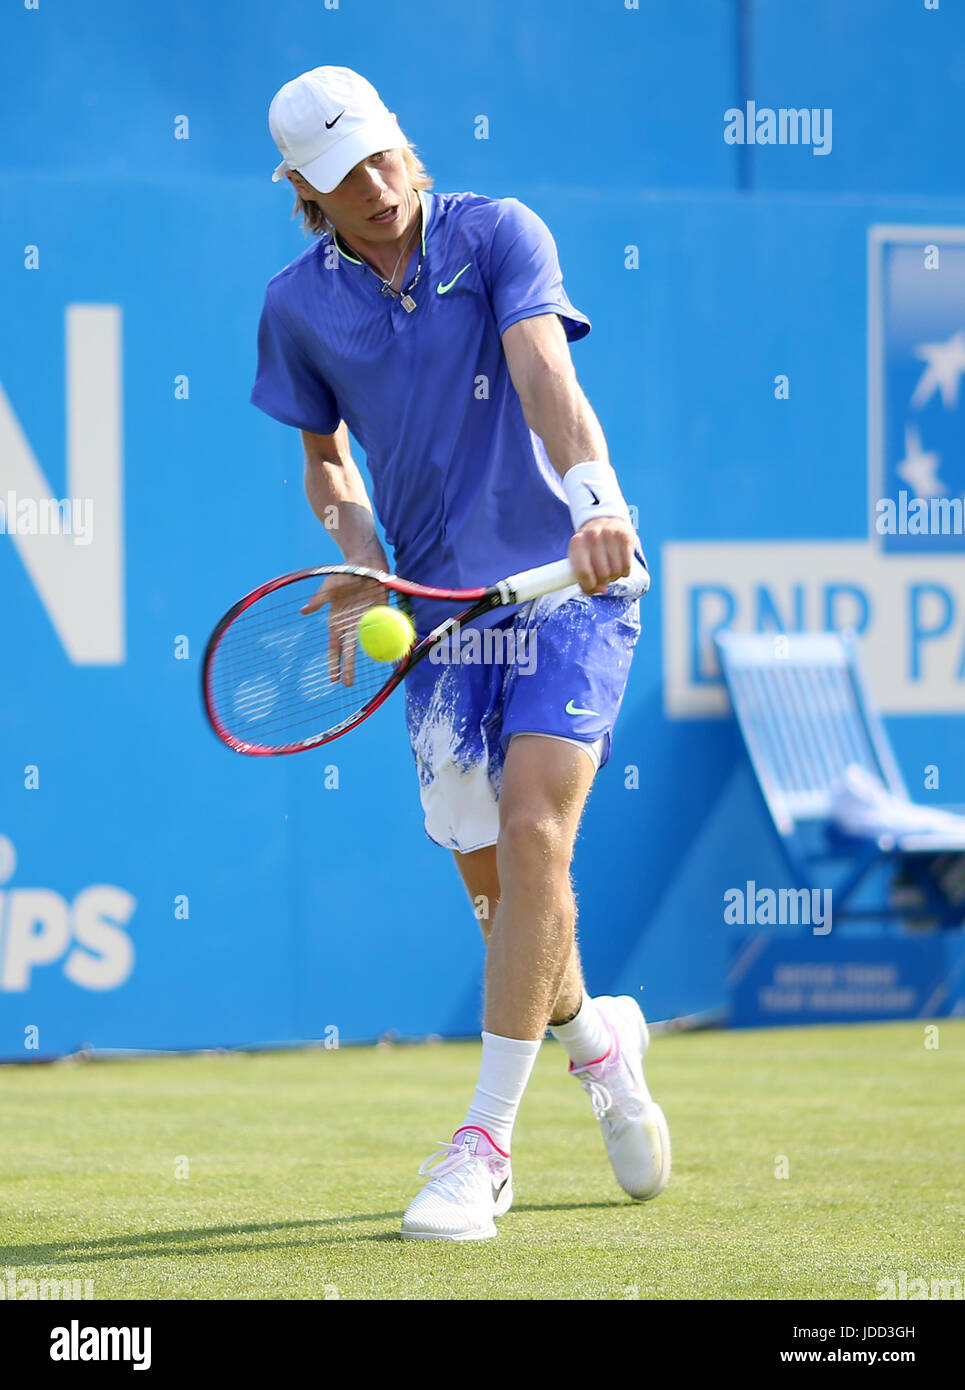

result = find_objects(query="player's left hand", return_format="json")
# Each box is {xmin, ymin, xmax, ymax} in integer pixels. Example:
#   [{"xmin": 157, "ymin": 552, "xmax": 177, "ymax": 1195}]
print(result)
[{"xmin": 569, "ymin": 516, "xmax": 635, "ymax": 595}]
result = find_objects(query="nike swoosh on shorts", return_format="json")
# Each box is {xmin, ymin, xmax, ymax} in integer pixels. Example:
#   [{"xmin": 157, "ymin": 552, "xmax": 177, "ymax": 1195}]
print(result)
[{"xmin": 566, "ymin": 699, "xmax": 599, "ymax": 716}]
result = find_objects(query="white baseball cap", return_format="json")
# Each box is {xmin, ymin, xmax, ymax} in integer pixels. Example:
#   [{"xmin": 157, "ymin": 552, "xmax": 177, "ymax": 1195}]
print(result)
[{"xmin": 268, "ymin": 66, "xmax": 407, "ymax": 193}]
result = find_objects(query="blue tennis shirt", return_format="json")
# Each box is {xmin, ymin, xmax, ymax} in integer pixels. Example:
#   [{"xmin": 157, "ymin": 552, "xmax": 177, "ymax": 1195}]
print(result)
[{"xmin": 251, "ymin": 190, "xmax": 591, "ymax": 631}]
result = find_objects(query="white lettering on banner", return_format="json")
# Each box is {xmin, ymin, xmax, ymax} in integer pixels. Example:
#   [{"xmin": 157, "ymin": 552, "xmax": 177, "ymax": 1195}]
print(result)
[
  {"xmin": 0, "ymin": 306, "xmax": 124, "ymax": 663},
  {"xmin": 662, "ymin": 541, "xmax": 965, "ymax": 717},
  {"xmin": 663, "ymin": 224, "xmax": 965, "ymax": 721},
  {"xmin": 0, "ymin": 838, "xmax": 135, "ymax": 992}
]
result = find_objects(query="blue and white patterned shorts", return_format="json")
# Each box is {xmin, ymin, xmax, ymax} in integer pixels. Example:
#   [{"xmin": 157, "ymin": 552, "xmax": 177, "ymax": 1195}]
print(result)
[{"xmin": 403, "ymin": 569, "xmax": 645, "ymax": 852}]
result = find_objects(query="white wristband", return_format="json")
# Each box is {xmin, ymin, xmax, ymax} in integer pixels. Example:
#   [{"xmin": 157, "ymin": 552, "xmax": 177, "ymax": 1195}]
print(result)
[{"xmin": 561, "ymin": 461, "xmax": 631, "ymax": 533}]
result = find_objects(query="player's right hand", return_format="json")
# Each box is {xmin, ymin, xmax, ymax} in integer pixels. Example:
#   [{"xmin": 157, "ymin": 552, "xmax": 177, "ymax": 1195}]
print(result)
[
  {"xmin": 569, "ymin": 516, "xmax": 635, "ymax": 595},
  {"xmin": 301, "ymin": 564, "xmax": 388, "ymax": 687}
]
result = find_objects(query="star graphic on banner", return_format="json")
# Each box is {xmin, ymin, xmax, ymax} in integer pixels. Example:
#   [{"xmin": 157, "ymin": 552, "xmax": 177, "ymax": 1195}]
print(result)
[
  {"xmin": 896, "ymin": 423, "xmax": 946, "ymax": 498},
  {"xmin": 910, "ymin": 329, "xmax": 965, "ymax": 410}
]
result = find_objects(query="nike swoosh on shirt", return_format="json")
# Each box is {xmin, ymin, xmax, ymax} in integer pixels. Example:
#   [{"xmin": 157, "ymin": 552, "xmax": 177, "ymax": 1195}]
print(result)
[
  {"xmin": 325, "ymin": 111, "xmax": 345, "ymax": 129},
  {"xmin": 566, "ymin": 699, "xmax": 599, "ymax": 717},
  {"xmin": 436, "ymin": 263, "xmax": 472, "ymax": 294}
]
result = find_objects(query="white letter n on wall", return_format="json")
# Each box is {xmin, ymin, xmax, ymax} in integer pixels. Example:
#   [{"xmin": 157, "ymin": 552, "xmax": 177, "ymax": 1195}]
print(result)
[{"xmin": 0, "ymin": 305, "xmax": 124, "ymax": 663}]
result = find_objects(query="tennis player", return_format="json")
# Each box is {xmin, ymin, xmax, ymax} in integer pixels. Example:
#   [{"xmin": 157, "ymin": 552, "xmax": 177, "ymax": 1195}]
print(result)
[{"xmin": 252, "ymin": 65, "xmax": 670, "ymax": 1241}]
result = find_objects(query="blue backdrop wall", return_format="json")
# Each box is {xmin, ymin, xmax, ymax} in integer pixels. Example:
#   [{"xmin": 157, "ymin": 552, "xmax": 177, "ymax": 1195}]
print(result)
[{"xmin": 1, "ymin": 0, "xmax": 964, "ymax": 1055}]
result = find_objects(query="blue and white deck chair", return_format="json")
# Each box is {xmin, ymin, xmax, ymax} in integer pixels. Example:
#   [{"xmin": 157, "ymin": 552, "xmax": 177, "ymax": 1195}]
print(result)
[{"xmin": 714, "ymin": 630, "xmax": 965, "ymax": 927}]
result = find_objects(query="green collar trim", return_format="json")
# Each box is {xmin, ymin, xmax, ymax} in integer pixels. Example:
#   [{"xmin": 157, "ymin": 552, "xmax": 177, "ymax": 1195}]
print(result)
[
  {"xmin": 331, "ymin": 229, "xmax": 363, "ymax": 265},
  {"xmin": 331, "ymin": 189, "xmax": 430, "ymax": 266},
  {"xmin": 418, "ymin": 188, "xmax": 429, "ymax": 254}
]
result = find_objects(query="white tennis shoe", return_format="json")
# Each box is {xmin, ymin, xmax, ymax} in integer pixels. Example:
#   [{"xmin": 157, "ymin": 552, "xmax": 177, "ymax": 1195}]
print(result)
[
  {"xmin": 401, "ymin": 1127, "xmax": 513, "ymax": 1241},
  {"xmin": 570, "ymin": 995, "xmax": 671, "ymax": 1201}
]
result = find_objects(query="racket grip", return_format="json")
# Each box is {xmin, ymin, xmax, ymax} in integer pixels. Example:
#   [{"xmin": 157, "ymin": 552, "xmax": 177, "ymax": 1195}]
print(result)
[
  {"xmin": 497, "ymin": 558, "xmax": 578, "ymax": 604},
  {"xmin": 497, "ymin": 556, "xmax": 651, "ymax": 605}
]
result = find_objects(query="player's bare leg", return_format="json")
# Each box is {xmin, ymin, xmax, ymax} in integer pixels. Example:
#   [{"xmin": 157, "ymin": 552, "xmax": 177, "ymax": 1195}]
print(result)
[
  {"xmin": 403, "ymin": 726, "xmax": 668, "ymax": 1239},
  {"xmin": 452, "ymin": 843, "xmax": 585, "ymax": 1028},
  {"xmin": 483, "ymin": 734, "xmax": 596, "ymax": 1036},
  {"xmin": 401, "ymin": 735, "xmax": 592, "ymax": 1240},
  {"xmin": 448, "ymin": 735, "xmax": 670, "ymax": 1205}
]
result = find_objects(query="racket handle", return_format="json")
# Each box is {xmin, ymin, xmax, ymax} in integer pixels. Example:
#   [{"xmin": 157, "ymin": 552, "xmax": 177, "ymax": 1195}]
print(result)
[
  {"xmin": 497, "ymin": 556, "xmax": 651, "ymax": 605},
  {"xmin": 497, "ymin": 558, "xmax": 578, "ymax": 604}
]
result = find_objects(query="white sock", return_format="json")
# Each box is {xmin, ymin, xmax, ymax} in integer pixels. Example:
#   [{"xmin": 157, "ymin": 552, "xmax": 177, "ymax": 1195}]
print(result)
[
  {"xmin": 459, "ymin": 1031, "xmax": 542, "ymax": 1155},
  {"xmin": 549, "ymin": 992, "xmax": 612, "ymax": 1068}
]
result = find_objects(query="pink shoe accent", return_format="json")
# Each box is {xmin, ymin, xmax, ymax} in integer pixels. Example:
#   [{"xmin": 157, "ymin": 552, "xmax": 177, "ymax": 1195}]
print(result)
[
  {"xmin": 567, "ymin": 1018, "xmax": 619, "ymax": 1075},
  {"xmin": 452, "ymin": 1125, "xmax": 511, "ymax": 1160}
]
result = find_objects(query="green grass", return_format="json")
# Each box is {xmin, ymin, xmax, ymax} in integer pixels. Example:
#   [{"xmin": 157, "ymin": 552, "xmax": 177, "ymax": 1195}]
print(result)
[{"xmin": 2, "ymin": 1022, "xmax": 963, "ymax": 1300}]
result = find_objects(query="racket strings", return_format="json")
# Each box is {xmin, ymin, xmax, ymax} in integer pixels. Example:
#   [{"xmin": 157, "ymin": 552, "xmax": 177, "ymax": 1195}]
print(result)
[
  {"xmin": 209, "ymin": 592, "xmax": 362, "ymax": 647},
  {"xmin": 206, "ymin": 575, "xmax": 408, "ymax": 746}
]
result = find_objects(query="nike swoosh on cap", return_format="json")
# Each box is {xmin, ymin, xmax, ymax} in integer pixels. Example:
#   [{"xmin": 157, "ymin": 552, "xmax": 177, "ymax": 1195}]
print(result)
[
  {"xmin": 325, "ymin": 111, "xmax": 345, "ymax": 129},
  {"xmin": 566, "ymin": 699, "xmax": 599, "ymax": 716},
  {"xmin": 436, "ymin": 263, "xmax": 472, "ymax": 294}
]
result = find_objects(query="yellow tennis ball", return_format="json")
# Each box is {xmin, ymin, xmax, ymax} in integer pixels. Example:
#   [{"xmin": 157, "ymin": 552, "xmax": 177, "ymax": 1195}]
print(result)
[{"xmin": 357, "ymin": 605, "xmax": 415, "ymax": 662}]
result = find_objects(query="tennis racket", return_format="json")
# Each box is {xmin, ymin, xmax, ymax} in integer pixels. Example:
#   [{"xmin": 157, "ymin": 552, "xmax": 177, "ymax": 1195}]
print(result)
[{"xmin": 203, "ymin": 556, "xmax": 647, "ymax": 756}]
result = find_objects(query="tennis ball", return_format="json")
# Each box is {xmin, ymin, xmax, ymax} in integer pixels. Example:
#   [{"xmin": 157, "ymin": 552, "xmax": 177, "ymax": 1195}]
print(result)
[{"xmin": 357, "ymin": 605, "xmax": 415, "ymax": 662}]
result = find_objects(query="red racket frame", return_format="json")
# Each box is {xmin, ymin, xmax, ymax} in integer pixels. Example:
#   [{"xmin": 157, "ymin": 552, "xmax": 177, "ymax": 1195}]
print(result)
[{"xmin": 202, "ymin": 564, "xmax": 503, "ymax": 756}]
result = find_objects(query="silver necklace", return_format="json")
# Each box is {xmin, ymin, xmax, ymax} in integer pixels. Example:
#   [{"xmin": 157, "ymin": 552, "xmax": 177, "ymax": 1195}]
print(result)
[
  {"xmin": 383, "ymin": 220, "xmax": 418, "ymax": 289},
  {"xmin": 344, "ymin": 196, "xmax": 424, "ymax": 312}
]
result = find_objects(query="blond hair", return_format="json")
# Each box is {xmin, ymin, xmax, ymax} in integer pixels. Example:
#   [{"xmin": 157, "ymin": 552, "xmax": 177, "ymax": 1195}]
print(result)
[{"xmin": 292, "ymin": 143, "xmax": 434, "ymax": 238}]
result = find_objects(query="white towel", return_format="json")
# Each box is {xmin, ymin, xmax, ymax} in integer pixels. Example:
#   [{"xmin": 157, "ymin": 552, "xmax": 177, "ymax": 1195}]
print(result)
[{"xmin": 830, "ymin": 764, "xmax": 965, "ymax": 846}]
